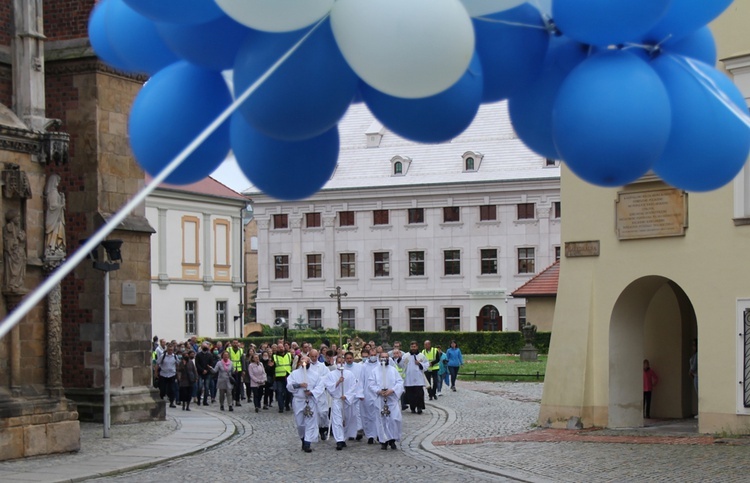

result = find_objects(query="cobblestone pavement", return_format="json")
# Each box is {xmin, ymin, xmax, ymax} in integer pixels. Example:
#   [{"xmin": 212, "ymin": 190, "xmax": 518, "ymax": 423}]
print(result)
[{"xmin": 4, "ymin": 379, "xmax": 749, "ymax": 482}]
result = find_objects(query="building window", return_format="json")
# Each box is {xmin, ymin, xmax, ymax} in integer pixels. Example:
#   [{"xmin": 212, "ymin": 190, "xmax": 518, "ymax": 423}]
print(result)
[
  {"xmin": 273, "ymin": 214, "xmax": 288, "ymax": 229},
  {"xmin": 479, "ymin": 205, "xmax": 496, "ymax": 221},
  {"xmin": 444, "ymin": 250, "xmax": 461, "ymax": 276},
  {"xmin": 409, "ymin": 308, "xmax": 425, "ymax": 332},
  {"xmin": 518, "ymin": 306, "xmax": 527, "ymax": 327},
  {"xmin": 307, "ymin": 254, "xmax": 322, "ymax": 279},
  {"xmin": 306, "ymin": 212, "xmax": 321, "ymax": 228},
  {"xmin": 394, "ymin": 161, "xmax": 402, "ymax": 174},
  {"xmin": 374, "ymin": 252, "xmax": 390, "ymax": 277},
  {"xmin": 443, "ymin": 206, "xmax": 460, "ymax": 223},
  {"xmin": 340, "ymin": 253, "xmax": 356, "ymax": 278},
  {"xmin": 480, "ymin": 249, "xmax": 498, "ymax": 274},
  {"xmin": 408, "ymin": 208, "xmax": 424, "ymax": 224},
  {"xmin": 373, "ymin": 209, "xmax": 389, "ymax": 225},
  {"xmin": 553, "ymin": 201, "xmax": 561, "ymax": 219},
  {"xmin": 308, "ymin": 309, "xmax": 322, "ymax": 329},
  {"xmin": 466, "ymin": 157, "xmax": 475, "ymax": 171},
  {"xmin": 274, "ymin": 255, "xmax": 290, "ymax": 279},
  {"xmin": 555, "ymin": 246, "xmax": 561, "ymax": 261},
  {"xmin": 181, "ymin": 216, "xmax": 200, "ymax": 280},
  {"xmin": 518, "ymin": 247, "xmax": 535, "ymax": 274},
  {"xmin": 339, "ymin": 211, "xmax": 355, "ymax": 227},
  {"xmin": 216, "ymin": 301, "xmax": 227, "ymax": 335},
  {"xmin": 275, "ymin": 309, "xmax": 289, "ymax": 322},
  {"xmin": 517, "ymin": 203, "xmax": 535, "ymax": 220},
  {"xmin": 409, "ymin": 251, "xmax": 425, "ymax": 276},
  {"xmin": 185, "ymin": 300, "xmax": 197, "ymax": 335},
  {"xmin": 444, "ymin": 307, "xmax": 461, "ymax": 331},
  {"xmin": 374, "ymin": 308, "xmax": 390, "ymax": 329},
  {"xmin": 341, "ymin": 309, "xmax": 355, "ymax": 329}
]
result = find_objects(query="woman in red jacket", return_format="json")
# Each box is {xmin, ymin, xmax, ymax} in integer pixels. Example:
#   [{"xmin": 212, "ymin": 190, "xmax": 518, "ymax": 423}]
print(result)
[{"xmin": 643, "ymin": 359, "xmax": 659, "ymax": 419}]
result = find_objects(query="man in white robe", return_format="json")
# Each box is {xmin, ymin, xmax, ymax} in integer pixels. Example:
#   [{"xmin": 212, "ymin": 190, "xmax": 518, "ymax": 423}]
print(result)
[
  {"xmin": 286, "ymin": 357, "xmax": 326, "ymax": 453},
  {"xmin": 324, "ymin": 355, "xmax": 359, "ymax": 450},
  {"xmin": 369, "ymin": 352, "xmax": 405, "ymax": 450},
  {"xmin": 343, "ymin": 351, "xmax": 364, "ymax": 439},
  {"xmin": 359, "ymin": 347, "xmax": 380, "ymax": 444},
  {"xmin": 309, "ymin": 349, "xmax": 330, "ymax": 440},
  {"xmin": 399, "ymin": 341, "xmax": 429, "ymax": 414}
]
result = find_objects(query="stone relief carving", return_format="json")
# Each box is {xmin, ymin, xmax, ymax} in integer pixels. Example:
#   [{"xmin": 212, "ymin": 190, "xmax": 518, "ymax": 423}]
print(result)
[
  {"xmin": 3, "ymin": 209, "xmax": 27, "ymax": 293},
  {"xmin": 44, "ymin": 173, "xmax": 66, "ymax": 260}
]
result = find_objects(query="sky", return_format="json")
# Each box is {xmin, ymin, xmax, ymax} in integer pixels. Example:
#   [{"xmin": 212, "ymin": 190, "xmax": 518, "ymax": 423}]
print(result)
[{"xmin": 210, "ymin": 154, "xmax": 252, "ymax": 193}]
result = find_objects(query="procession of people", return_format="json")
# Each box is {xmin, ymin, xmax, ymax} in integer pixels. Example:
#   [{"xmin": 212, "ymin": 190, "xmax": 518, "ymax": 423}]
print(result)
[{"xmin": 153, "ymin": 335, "xmax": 464, "ymax": 453}]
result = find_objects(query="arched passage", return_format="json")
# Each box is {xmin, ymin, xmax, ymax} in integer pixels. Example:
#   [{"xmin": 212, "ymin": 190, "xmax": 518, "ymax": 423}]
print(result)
[{"xmin": 608, "ymin": 276, "xmax": 697, "ymax": 428}]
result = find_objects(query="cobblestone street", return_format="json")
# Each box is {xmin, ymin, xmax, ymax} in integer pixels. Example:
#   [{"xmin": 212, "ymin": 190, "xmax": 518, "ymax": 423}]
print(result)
[{"xmin": 2, "ymin": 380, "xmax": 748, "ymax": 482}]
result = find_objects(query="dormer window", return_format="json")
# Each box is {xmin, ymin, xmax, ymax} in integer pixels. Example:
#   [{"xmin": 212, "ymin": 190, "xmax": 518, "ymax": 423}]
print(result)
[
  {"xmin": 391, "ymin": 155, "xmax": 411, "ymax": 176},
  {"xmin": 462, "ymin": 151, "xmax": 483, "ymax": 172}
]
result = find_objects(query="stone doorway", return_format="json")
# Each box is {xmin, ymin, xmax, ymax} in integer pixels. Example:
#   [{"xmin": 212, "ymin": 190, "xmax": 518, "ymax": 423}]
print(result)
[{"xmin": 608, "ymin": 276, "xmax": 697, "ymax": 428}]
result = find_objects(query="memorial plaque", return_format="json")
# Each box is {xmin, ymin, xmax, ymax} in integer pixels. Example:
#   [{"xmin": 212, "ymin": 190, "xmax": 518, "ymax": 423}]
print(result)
[
  {"xmin": 565, "ymin": 240, "xmax": 600, "ymax": 258},
  {"xmin": 615, "ymin": 188, "xmax": 687, "ymax": 240},
  {"xmin": 122, "ymin": 281, "xmax": 137, "ymax": 305}
]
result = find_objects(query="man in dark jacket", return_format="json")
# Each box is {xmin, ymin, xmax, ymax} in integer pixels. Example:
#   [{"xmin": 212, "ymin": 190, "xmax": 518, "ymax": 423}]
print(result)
[{"xmin": 195, "ymin": 342, "xmax": 214, "ymax": 406}]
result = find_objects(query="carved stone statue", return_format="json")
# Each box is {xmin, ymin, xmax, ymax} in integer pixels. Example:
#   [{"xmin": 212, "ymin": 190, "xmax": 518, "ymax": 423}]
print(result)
[
  {"xmin": 3, "ymin": 209, "xmax": 27, "ymax": 293},
  {"xmin": 44, "ymin": 173, "xmax": 66, "ymax": 259}
]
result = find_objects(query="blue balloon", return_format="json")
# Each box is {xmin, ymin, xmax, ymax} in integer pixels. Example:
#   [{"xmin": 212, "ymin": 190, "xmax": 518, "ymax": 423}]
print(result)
[
  {"xmin": 553, "ymin": 0, "xmax": 671, "ymax": 47},
  {"xmin": 88, "ymin": 0, "xmax": 132, "ymax": 72},
  {"xmin": 129, "ymin": 62, "xmax": 232, "ymax": 185},
  {"xmin": 658, "ymin": 26, "xmax": 716, "ymax": 65},
  {"xmin": 651, "ymin": 56, "xmax": 750, "ymax": 192},
  {"xmin": 106, "ymin": 0, "xmax": 181, "ymax": 75},
  {"xmin": 473, "ymin": 3, "xmax": 549, "ymax": 103},
  {"xmin": 156, "ymin": 15, "xmax": 254, "ymax": 71},
  {"xmin": 360, "ymin": 54, "xmax": 483, "ymax": 144},
  {"xmin": 648, "ymin": 0, "xmax": 733, "ymax": 43},
  {"xmin": 231, "ymin": 114, "xmax": 339, "ymax": 201},
  {"xmin": 123, "ymin": 0, "xmax": 224, "ymax": 25},
  {"xmin": 553, "ymin": 50, "xmax": 671, "ymax": 187},
  {"xmin": 234, "ymin": 19, "xmax": 358, "ymax": 141},
  {"xmin": 509, "ymin": 36, "xmax": 588, "ymax": 159}
]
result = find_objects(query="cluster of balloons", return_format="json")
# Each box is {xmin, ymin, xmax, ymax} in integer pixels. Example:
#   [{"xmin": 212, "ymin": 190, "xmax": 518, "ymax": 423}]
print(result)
[{"xmin": 89, "ymin": 0, "xmax": 747, "ymax": 198}]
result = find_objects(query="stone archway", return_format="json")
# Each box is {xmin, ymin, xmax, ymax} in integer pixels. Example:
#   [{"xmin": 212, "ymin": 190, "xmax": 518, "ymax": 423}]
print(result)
[{"xmin": 608, "ymin": 276, "xmax": 697, "ymax": 428}]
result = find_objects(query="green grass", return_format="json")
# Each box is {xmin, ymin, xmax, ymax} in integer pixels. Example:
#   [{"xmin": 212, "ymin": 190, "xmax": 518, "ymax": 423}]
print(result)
[{"xmin": 458, "ymin": 354, "xmax": 547, "ymax": 382}]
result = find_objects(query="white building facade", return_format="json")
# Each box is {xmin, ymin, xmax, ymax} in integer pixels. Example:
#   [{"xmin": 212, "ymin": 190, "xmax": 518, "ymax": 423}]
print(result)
[
  {"xmin": 248, "ymin": 102, "xmax": 561, "ymax": 333},
  {"xmin": 146, "ymin": 178, "xmax": 248, "ymax": 341}
]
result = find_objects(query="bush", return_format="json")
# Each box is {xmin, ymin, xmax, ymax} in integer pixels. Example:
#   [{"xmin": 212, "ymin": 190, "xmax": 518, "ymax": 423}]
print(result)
[{"xmin": 226, "ymin": 330, "xmax": 551, "ymax": 355}]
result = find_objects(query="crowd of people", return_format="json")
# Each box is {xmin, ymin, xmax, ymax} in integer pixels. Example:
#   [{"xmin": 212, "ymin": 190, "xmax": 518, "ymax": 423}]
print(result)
[{"xmin": 153, "ymin": 336, "xmax": 464, "ymax": 452}]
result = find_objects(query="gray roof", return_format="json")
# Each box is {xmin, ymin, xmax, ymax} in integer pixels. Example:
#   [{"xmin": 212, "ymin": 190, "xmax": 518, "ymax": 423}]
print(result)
[{"xmin": 244, "ymin": 100, "xmax": 559, "ymax": 195}]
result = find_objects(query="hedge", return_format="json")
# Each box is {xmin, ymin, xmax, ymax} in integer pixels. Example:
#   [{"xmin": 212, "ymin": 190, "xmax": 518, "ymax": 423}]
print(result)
[{"xmin": 210, "ymin": 329, "xmax": 551, "ymax": 355}]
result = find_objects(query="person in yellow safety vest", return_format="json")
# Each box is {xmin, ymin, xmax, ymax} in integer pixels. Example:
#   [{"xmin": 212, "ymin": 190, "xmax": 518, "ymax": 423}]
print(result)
[
  {"xmin": 421, "ymin": 340, "xmax": 440, "ymax": 401},
  {"xmin": 227, "ymin": 340, "xmax": 244, "ymax": 407},
  {"xmin": 391, "ymin": 348, "xmax": 407, "ymax": 411},
  {"xmin": 273, "ymin": 346, "xmax": 293, "ymax": 413}
]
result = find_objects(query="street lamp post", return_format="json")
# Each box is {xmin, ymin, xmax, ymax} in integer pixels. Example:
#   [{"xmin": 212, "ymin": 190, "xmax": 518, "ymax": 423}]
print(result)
[
  {"xmin": 87, "ymin": 239, "xmax": 123, "ymax": 439},
  {"xmin": 329, "ymin": 286, "xmax": 347, "ymax": 348}
]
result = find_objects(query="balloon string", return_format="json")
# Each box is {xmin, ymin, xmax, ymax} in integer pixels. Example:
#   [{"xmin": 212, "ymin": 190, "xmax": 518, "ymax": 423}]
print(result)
[
  {"xmin": 669, "ymin": 54, "xmax": 750, "ymax": 130},
  {"xmin": 0, "ymin": 15, "xmax": 329, "ymax": 339},
  {"xmin": 473, "ymin": 16, "xmax": 549, "ymax": 32}
]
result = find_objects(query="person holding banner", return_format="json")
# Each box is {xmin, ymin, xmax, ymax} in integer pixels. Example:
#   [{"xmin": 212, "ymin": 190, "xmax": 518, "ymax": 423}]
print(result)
[{"xmin": 369, "ymin": 351, "xmax": 404, "ymax": 450}]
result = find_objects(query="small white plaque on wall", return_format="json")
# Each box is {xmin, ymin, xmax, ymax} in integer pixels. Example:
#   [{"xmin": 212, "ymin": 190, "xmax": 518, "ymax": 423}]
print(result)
[{"xmin": 122, "ymin": 281, "xmax": 137, "ymax": 305}]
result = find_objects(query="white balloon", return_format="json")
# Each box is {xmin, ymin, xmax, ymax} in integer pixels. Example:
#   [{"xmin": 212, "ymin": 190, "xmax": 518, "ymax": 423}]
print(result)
[
  {"xmin": 215, "ymin": 0, "xmax": 334, "ymax": 33},
  {"xmin": 462, "ymin": 0, "xmax": 527, "ymax": 16},
  {"xmin": 331, "ymin": 0, "xmax": 474, "ymax": 99}
]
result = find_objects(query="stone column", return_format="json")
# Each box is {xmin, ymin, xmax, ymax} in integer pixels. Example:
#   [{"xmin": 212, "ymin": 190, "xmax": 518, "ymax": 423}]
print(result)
[
  {"xmin": 3, "ymin": 293, "xmax": 24, "ymax": 397},
  {"xmin": 45, "ymin": 277, "xmax": 64, "ymax": 396},
  {"xmin": 12, "ymin": 0, "xmax": 47, "ymax": 131}
]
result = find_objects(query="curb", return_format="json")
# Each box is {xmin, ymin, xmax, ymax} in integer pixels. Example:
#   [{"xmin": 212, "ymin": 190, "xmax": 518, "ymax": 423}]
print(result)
[{"xmin": 420, "ymin": 400, "xmax": 555, "ymax": 483}]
